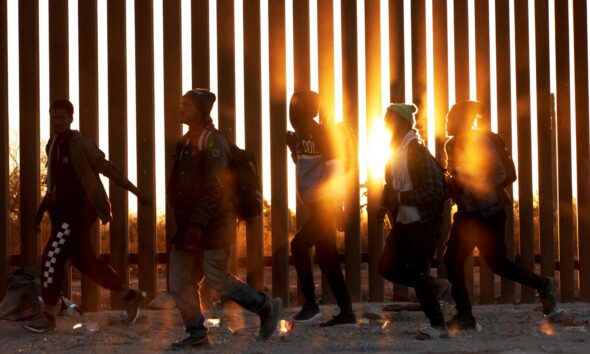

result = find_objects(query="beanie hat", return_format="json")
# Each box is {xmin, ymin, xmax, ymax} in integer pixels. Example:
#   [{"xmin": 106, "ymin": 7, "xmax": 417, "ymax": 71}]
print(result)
[
  {"xmin": 447, "ymin": 100, "xmax": 485, "ymax": 126},
  {"xmin": 386, "ymin": 103, "xmax": 418, "ymax": 125},
  {"xmin": 183, "ymin": 88, "xmax": 216, "ymax": 116},
  {"xmin": 289, "ymin": 91, "xmax": 320, "ymax": 124}
]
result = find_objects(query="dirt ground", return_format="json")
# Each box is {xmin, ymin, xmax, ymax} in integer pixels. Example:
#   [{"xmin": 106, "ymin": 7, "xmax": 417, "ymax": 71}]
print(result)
[{"xmin": 1, "ymin": 303, "xmax": 589, "ymax": 353}]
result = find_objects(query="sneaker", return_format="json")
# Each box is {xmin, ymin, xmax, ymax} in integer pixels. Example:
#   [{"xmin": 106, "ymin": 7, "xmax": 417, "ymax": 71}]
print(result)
[
  {"xmin": 415, "ymin": 324, "xmax": 449, "ymax": 340},
  {"xmin": 124, "ymin": 289, "xmax": 147, "ymax": 325},
  {"xmin": 319, "ymin": 311, "xmax": 356, "ymax": 327},
  {"xmin": 259, "ymin": 297, "xmax": 283, "ymax": 341},
  {"xmin": 169, "ymin": 333, "xmax": 209, "ymax": 350},
  {"xmin": 539, "ymin": 277, "xmax": 558, "ymax": 315},
  {"xmin": 446, "ymin": 314, "xmax": 478, "ymax": 330},
  {"xmin": 23, "ymin": 315, "xmax": 56, "ymax": 334},
  {"xmin": 293, "ymin": 303, "xmax": 322, "ymax": 323}
]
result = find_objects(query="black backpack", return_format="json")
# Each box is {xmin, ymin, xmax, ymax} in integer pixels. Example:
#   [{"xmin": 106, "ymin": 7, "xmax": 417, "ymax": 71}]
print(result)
[
  {"xmin": 228, "ymin": 143, "xmax": 263, "ymax": 221},
  {"xmin": 194, "ymin": 129, "xmax": 263, "ymax": 221}
]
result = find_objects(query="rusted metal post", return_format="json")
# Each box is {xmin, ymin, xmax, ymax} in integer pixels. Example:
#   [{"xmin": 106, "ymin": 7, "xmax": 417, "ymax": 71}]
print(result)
[
  {"xmin": 244, "ymin": 0, "xmax": 264, "ymax": 291},
  {"xmin": 78, "ymin": 0, "xmax": 101, "ymax": 312},
  {"xmin": 135, "ymin": 0, "xmax": 158, "ymax": 302},
  {"xmin": 269, "ymin": 0, "xmax": 290, "ymax": 307}
]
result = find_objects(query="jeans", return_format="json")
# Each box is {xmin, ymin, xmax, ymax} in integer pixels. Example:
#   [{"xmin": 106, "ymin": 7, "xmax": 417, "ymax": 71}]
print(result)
[
  {"xmin": 443, "ymin": 209, "xmax": 546, "ymax": 316},
  {"xmin": 377, "ymin": 217, "xmax": 445, "ymax": 327},
  {"xmin": 290, "ymin": 202, "xmax": 353, "ymax": 314},
  {"xmin": 170, "ymin": 246, "xmax": 270, "ymax": 336}
]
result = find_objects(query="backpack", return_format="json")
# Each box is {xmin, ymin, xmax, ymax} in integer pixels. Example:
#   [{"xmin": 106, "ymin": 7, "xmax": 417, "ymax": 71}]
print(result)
[
  {"xmin": 0, "ymin": 268, "xmax": 81, "ymax": 321},
  {"xmin": 194, "ymin": 129, "xmax": 263, "ymax": 221},
  {"xmin": 227, "ymin": 143, "xmax": 263, "ymax": 221},
  {"xmin": 484, "ymin": 131, "xmax": 517, "ymax": 188},
  {"xmin": 0, "ymin": 268, "xmax": 42, "ymax": 321}
]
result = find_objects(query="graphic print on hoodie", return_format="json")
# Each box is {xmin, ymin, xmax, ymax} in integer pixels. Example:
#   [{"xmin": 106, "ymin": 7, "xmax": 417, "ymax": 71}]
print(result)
[{"xmin": 293, "ymin": 123, "xmax": 341, "ymax": 204}]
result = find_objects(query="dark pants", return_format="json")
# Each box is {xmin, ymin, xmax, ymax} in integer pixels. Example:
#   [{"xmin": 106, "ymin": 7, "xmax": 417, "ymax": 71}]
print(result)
[
  {"xmin": 291, "ymin": 202, "xmax": 353, "ymax": 314},
  {"xmin": 170, "ymin": 246, "xmax": 269, "ymax": 336},
  {"xmin": 41, "ymin": 204, "xmax": 123, "ymax": 310},
  {"xmin": 378, "ymin": 217, "xmax": 445, "ymax": 327},
  {"xmin": 443, "ymin": 209, "xmax": 546, "ymax": 316}
]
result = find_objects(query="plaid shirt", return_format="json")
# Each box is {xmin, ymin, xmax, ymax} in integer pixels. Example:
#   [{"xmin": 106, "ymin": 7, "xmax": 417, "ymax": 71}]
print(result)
[{"xmin": 384, "ymin": 140, "xmax": 445, "ymax": 222}]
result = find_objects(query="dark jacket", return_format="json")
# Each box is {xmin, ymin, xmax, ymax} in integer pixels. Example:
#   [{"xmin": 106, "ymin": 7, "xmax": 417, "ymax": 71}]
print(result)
[
  {"xmin": 383, "ymin": 139, "xmax": 445, "ymax": 222},
  {"xmin": 444, "ymin": 130, "xmax": 510, "ymax": 216},
  {"xmin": 43, "ymin": 130, "xmax": 134, "ymax": 224},
  {"xmin": 167, "ymin": 128, "xmax": 235, "ymax": 250}
]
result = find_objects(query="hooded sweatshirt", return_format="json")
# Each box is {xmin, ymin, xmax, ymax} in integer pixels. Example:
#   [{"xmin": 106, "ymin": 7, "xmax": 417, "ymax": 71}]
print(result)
[{"xmin": 292, "ymin": 122, "xmax": 342, "ymax": 205}]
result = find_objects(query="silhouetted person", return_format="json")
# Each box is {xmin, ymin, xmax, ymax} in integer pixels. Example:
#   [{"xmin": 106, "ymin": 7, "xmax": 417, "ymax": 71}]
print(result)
[
  {"xmin": 167, "ymin": 89, "xmax": 281, "ymax": 349},
  {"xmin": 286, "ymin": 91, "xmax": 355, "ymax": 327},
  {"xmin": 443, "ymin": 100, "xmax": 558, "ymax": 331},
  {"xmin": 24, "ymin": 99, "xmax": 151, "ymax": 333},
  {"xmin": 376, "ymin": 103, "xmax": 450, "ymax": 340}
]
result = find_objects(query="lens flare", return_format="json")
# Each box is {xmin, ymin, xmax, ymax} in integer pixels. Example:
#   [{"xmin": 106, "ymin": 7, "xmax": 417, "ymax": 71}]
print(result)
[
  {"xmin": 275, "ymin": 319, "xmax": 293, "ymax": 339},
  {"xmin": 367, "ymin": 119, "xmax": 392, "ymax": 181},
  {"xmin": 540, "ymin": 321, "xmax": 555, "ymax": 336}
]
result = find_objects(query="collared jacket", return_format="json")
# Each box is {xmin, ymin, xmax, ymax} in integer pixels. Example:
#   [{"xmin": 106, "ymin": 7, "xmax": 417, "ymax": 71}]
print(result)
[
  {"xmin": 42, "ymin": 130, "xmax": 134, "ymax": 224},
  {"xmin": 167, "ymin": 128, "xmax": 235, "ymax": 250}
]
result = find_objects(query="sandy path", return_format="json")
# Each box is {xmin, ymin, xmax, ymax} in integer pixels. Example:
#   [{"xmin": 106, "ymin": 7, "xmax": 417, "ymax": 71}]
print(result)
[{"xmin": 1, "ymin": 303, "xmax": 589, "ymax": 353}]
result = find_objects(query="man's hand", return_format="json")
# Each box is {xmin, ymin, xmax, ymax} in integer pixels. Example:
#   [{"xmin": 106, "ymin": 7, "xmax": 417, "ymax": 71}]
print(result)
[
  {"xmin": 34, "ymin": 214, "xmax": 43, "ymax": 232},
  {"xmin": 376, "ymin": 206, "xmax": 388, "ymax": 225},
  {"xmin": 286, "ymin": 131, "xmax": 297, "ymax": 154},
  {"xmin": 178, "ymin": 225, "xmax": 202, "ymax": 251}
]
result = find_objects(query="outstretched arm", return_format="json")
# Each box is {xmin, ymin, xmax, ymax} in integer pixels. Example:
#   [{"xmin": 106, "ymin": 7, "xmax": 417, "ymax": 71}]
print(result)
[{"xmin": 83, "ymin": 138, "xmax": 153, "ymax": 206}]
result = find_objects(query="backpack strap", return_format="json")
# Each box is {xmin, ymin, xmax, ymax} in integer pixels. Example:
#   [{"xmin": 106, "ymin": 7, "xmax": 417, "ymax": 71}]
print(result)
[{"xmin": 198, "ymin": 129, "xmax": 213, "ymax": 152}]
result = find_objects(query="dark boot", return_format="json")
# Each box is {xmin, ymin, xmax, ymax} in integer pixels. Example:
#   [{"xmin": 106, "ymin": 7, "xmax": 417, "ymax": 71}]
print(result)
[
  {"xmin": 259, "ymin": 298, "xmax": 283, "ymax": 341},
  {"xmin": 227, "ymin": 284, "xmax": 282, "ymax": 341},
  {"xmin": 539, "ymin": 277, "xmax": 558, "ymax": 315}
]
